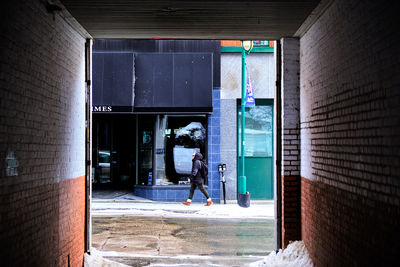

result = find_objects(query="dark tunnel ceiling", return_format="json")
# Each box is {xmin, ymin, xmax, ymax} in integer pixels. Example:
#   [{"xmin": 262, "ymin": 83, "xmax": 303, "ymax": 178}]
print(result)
[{"xmin": 60, "ymin": 0, "xmax": 321, "ymax": 39}]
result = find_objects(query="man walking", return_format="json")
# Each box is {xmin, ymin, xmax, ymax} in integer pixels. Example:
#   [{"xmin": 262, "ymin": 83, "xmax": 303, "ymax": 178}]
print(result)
[{"xmin": 182, "ymin": 152, "xmax": 212, "ymax": 206}]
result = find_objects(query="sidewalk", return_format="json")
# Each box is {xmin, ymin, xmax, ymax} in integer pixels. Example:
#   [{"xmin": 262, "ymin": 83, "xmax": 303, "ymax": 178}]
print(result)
[{"xmin": 92, "ymin": 193, "xmax": 274, "ymax": 220}]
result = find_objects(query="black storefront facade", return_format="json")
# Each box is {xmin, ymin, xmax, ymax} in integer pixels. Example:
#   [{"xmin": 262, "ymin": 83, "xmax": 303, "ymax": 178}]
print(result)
[{"xmin": 92, "ymin": 40, "xmax": 221, "ymax": 202}]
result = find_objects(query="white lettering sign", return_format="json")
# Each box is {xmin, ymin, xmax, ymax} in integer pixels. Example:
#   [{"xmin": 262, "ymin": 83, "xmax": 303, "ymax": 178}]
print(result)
[{"xmin": 92, "ymin": 106, "xmax": 112, "ymax": 112}]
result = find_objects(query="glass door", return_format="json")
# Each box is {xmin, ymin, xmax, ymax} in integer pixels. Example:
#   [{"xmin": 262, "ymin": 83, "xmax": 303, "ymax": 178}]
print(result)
[
  {"xmin": 92, "ymin": 115, "xmax": 137, "ymax": 189},
  {"xmin": 93, "ymin": 119, "xmax": 111, "ymax": 184},
  {"xmin": 237, "ymin": 99, "xmax": 274, "ymax": 200},
  {"xmin": 138, "ymin": 115, "xmax": 154, "ymax": 185}
]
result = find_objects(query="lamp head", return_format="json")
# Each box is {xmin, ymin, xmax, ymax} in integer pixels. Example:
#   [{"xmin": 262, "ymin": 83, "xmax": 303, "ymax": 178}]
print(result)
[{"xmin": 242, "ymin": 40, "xmax": 253, "ymax": 52}]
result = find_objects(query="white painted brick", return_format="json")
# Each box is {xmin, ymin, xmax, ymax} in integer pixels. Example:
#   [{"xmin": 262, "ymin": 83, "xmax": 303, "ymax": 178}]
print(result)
[
  {"xmin": 284, "ymin": 155, "xmax": 298, "ymax": 161},
  {"xmin": 0, "ymin": 1, "xmax": 87, "ymax": 185},
  {"xmin": 280, "ymin": 38, "xmax": 301, "ymax": 177},
  {"xmin": 299, "ymin": 0, "xmax": 400, "ymax": 204}
]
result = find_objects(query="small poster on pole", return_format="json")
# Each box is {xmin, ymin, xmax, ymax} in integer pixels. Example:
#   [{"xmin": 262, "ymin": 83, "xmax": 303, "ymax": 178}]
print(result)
[{"xmin": 245, "ymin": 64, "xmax": 255, "ymax": 108}]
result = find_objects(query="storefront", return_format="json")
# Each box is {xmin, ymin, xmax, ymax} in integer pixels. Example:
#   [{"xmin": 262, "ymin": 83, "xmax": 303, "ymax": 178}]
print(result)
[
  {"xmin": 92, "ymin": 115, "xmax": 207, "ymax": 184},
  {"xmin": 91, "ymin": 40, "xmax": 221, "ymax": 202}
]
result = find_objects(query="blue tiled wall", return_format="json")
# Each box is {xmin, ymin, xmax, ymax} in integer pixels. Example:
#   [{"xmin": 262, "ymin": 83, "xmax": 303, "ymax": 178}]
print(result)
[
  {"xmin": 207, "ymin": 88, "xmax": 221, "ymax": 203},
  {"xmin": 134, "ymin": 185, "xmax": 211, "ymax": 202},
  {"xmin": 134, "ymin": 88, "xmax": 221, "ymax": 203}
]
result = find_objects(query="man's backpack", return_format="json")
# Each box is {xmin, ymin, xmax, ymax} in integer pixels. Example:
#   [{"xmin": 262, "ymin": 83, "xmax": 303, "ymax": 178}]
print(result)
[{"xmin": 200, "ymin": 160, "xmax": 208, "ymax": 179}]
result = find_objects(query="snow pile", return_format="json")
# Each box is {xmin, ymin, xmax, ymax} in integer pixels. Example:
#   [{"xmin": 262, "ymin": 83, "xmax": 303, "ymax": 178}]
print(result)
[
  {"xmin": 84, "ymin": 247, "xmax": 130, "ymax": 267},
  {"xmin": 249, "ymin": 241, "xmax": 313, "ymax": 267},
  {"xmin": 194, "ymin": 204, "xmax": 273, "ymax": 219},
  {"xmin": 92, "ymin": 202, "xmax": 274, "ymax": 219},
  {"xmin": 175, "ymin": 122, "xmax": 206, "ymax": 146}
]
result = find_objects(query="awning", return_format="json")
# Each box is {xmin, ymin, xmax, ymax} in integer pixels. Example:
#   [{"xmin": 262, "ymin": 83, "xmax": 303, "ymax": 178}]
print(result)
[{"xmin": 92, "ymin": 52, "xmax": 213, "ymax": 113}]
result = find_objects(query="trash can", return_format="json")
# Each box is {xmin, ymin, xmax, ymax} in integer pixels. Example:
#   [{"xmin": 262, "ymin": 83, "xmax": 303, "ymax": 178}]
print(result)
[{"xmin": 238, "ymin": 192, "xmax": 250, "ymax": 208}]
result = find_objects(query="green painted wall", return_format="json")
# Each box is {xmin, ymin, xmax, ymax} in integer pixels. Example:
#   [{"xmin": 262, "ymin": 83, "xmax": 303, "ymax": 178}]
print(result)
[{"xmin": 238, "ymin": 157, "xmax": 274, "ymax": 199}]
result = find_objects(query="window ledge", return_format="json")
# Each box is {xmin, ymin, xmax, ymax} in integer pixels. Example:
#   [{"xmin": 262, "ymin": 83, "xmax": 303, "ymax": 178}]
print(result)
[{"xmin": 134, "ymin": 184, "xmax": 208, "ymax": 190}]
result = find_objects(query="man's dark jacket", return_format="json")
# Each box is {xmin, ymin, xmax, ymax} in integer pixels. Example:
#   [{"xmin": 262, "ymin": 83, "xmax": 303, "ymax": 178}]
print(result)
[{"xmin": 191, "ymin": 152, "xmax": 204, "ymax": 185}]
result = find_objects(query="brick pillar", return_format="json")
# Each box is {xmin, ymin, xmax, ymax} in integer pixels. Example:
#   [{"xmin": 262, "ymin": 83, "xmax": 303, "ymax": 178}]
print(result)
[{"xmin": 280, "ymin": 38, "xmax": 301, "ymax": 248}]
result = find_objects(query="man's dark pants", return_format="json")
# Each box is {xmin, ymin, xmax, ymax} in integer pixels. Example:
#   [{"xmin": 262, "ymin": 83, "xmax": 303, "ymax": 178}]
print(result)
[{"xmin": 188, "ymin": 183, "xmax": 210, "ymax": 199}]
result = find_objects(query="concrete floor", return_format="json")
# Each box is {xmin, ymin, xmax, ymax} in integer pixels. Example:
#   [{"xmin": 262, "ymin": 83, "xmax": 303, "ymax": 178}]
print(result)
[{"xmin": 92, "ymin": 216, "xmax": 274, "ymax": 266}]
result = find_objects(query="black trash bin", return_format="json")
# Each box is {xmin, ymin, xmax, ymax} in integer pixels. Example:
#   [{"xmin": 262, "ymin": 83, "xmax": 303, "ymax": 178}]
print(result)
[{"xmin": 238, "ymin": 192, "xmax": 250, "ymax": 208}]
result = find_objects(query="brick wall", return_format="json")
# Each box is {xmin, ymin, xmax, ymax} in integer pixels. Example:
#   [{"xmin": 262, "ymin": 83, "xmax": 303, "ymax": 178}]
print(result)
[
  {"xmin": 300, "ymin": 0, "xmax": 400, "ymax": 265},
  {"xmin": 0, "ymin": 0, "xmax": 89, "ymax": 265},
  {"xmin": 59, "ymin": 177, "xmax": 86, "ymax": 266},
  {"xmin": 281, "ymin": 175, "xmax": 300, "ymax": 247},
  {"xmin": 280, "ymin": 38, "xmax": 301, "ymax": 247},
  {"xmin": 302, "ymin": 177, "xmax": 399, "ymax": 266}
]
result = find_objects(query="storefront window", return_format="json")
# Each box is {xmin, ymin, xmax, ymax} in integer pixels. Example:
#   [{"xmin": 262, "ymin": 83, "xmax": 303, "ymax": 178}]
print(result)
[
  {"xmin": 93, "ymin": 115, "xmax": 137, "ymax": 187},
  {"xmin": 92, "ymin": 114, "xmax": 207, "ymax": 188},
  {"xmin": 238, "ymin": 103, "xmax": 273, "ymax": 157},
  {"xmin": 155, "ymin": 116, "xmax": 207, "ymax": 185},
  {"xmin": 138, "ymin": 116, "xmax": 154, "ymax": 185},
  {"xmin": 93, "ymin": 120, "xmax": 112, "ymax": 184},
  {"xmin": 98, "ymin": 150, "xmax": 111, "ymax": 181}
]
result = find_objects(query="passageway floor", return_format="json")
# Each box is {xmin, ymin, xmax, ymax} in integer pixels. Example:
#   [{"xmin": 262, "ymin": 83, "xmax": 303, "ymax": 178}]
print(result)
[
  {"xmin": 90, "ymin": 201, "xmax": 275, "ymax": 266},
  {"xmin": 92, "ymin": 216, "xmax": 274, "ymax": 266}
]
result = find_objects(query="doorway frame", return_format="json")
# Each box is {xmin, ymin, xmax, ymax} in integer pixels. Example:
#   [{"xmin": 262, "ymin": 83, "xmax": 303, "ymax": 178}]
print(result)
[
  {"xmin": 84, "ymin": 39, "xmax": 93, "ymax": 252},
  {"xmin": 84, "ymin": 39, "xmax": 284, "ymax": 252},
  {"xmin": 236, "ymin": 98, "xmax": 275, "ymax": 200}
]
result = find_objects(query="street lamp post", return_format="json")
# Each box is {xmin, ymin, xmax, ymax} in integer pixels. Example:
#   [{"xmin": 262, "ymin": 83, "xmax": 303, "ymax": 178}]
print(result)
[{"xmin": 239, "ymin": 40, "xmax": 253, "ymax": 199}]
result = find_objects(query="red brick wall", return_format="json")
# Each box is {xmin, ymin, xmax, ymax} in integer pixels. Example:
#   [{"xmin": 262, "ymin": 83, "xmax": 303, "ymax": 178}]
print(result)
[
  {"xmin": 281, "ymin": 176, "xmax": 301, "ymax": 248},
  {"xmin": 302, "ymin": 177, "xmax": 399, "ymax": 266},
  {"xmin": 299, "ymin": 0, "xmax": 400, "ymax": 265},
  {"xmin": 58, "ymin": 176, "xmax": 86, "ymax": 267},
  {"xmin": 0, "ymin": 176, "xmax": 85, "ymax": 266}
]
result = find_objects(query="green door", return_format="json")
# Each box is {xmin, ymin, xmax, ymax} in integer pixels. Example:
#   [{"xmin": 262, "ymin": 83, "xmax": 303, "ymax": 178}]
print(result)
[{"xmin": 237, "ymin": 99, "xmax": 274, "ymax": 200}]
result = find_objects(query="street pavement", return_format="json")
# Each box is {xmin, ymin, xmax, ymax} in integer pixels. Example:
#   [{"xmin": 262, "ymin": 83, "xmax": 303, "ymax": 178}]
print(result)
[{"xmin": 90, "ymin": 198, "xmax": 275, "ymax": 266}]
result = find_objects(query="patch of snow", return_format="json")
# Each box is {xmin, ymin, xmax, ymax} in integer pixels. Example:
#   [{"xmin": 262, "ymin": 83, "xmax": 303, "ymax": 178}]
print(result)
[
  {"xmin": 174, "ymin": 122, "xmax": 206, "ymax": 147},
  {"xmin": 175, "ymin": 122, "xmax": 205, "ymax": 140},
  {"xmin": 92, "ymin": 202, "xmax": 274, "ymax": 219},
  {"xmin": 248, "ymin": 241, "xmax": 313, "ymax": 267},
  {"xmin": 99, "ymin": 250, "xmax": 213, "ymax": 260},
  {"xmin": 84, "ymin": 248, "xmax": 130, "ymax": 267}
]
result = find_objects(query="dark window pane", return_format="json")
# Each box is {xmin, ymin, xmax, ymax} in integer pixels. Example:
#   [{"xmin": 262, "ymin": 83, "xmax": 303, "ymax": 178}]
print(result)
[{"xmin": 161, "ymin": 116, "xmax": 207, "ymax": 185}]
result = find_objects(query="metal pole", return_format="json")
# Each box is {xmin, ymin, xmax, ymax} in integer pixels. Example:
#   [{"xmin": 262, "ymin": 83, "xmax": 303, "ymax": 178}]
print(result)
[
  {"xmin": 221, "ymin": 172, "xmax": 226, "ymax": 204},
  {"xmin": 239, "ymin": 48, "xmax": 246, "ymax": 194},
  {"xmin": 222, "ymin": 182, "xmax": 226, "ymax": 204},
  {"xmin": 275, "ymin": 39, "xmax": 283, "ymax": 250}
]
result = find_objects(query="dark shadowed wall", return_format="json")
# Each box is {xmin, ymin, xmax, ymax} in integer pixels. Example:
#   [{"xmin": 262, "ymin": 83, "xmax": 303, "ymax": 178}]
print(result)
[
  {"xmin": 300, "ymin": 0, "xmax": 400, "ymax": 265},
  {"xmin": 0, "ymin": 0, "xmax": 88, "ymax": 265}
]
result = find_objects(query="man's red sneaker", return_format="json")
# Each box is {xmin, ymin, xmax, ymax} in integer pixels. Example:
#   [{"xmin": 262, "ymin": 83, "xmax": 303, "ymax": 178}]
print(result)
[
  {"xmin": 182, "ymin": 202, "xmax": 191, "ymax": 206},
  {"xmin": 205, "ymin": 200, "xmax": 213, "ymax": 206}
]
